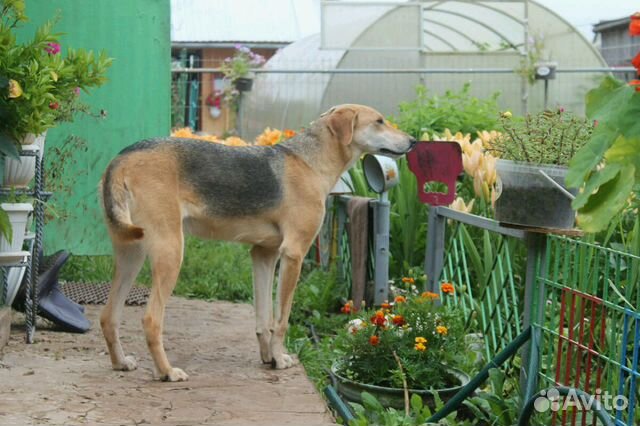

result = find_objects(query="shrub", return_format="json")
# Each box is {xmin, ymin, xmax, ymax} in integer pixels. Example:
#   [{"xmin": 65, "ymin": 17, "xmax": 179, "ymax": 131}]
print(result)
[{"xmin": 392, "ymin": 83, "xmax": 501, "ymax": 139}]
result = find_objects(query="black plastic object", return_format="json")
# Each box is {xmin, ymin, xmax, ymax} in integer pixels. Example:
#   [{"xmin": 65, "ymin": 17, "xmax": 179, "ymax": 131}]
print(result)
[{"xmin": 13, "ymin": 250, "xmax": 91, "ymax": 333}]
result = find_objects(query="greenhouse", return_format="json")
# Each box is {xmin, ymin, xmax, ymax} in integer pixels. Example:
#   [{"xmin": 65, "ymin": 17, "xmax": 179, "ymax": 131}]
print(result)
[{"xmin": 242, "ymin": 0, "xmax": 606, "ymax": 139}]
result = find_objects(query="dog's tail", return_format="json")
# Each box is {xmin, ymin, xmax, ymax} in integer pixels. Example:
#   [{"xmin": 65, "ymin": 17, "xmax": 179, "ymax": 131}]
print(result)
[{"xmin": 100, "ymin": 161, "xmax": 144, "ymax": 241}]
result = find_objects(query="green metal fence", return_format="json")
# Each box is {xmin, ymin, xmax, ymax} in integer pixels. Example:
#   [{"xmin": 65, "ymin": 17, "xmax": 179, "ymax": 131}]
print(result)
[
  {"xmin": 426, "ymin": 207, "xmax": 640, "ymax": 424},
  {"xmin": 528, "ymin": 236, "xmax": 640, "ymax": 426}
]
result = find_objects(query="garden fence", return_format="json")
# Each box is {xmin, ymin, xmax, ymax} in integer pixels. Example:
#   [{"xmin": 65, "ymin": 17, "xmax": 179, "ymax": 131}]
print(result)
[
  {"xmin": 424, "ymin": 206, "xmax": 640, "ymax": 425},
  {"xmin": 170, "ymin": 65, "xmax": 635, "ymax": 139}
]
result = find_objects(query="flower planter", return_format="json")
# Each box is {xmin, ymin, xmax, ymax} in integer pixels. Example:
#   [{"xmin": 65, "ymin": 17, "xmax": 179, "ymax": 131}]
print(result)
[
  {"xmin": 495, "ymin": 159, "xmax": 577, "ymax": 229},
  {"xmin": 234, "ymin": 77, "xmax": 253, "ymax": 92},
  {"xmin": 0, "ymin": 202, "xmax": 32, "ymax": 307},
  {"xmin": 331, "ymin": 363, "xmax": 470, "ymax": 410},
  {"xmin": 2, "ymin": 132, "xmax": 45, "ymax": 188}
]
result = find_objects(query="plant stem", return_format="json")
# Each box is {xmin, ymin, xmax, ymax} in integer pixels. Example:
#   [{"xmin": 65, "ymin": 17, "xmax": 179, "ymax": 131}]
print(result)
[{"xmin": 392, "ymin": 350, "xmax": 410, "ymax": 416}]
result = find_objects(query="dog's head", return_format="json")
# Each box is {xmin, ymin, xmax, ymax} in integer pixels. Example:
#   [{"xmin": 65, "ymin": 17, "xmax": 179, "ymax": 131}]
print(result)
[{"xmin": 321, "ymin": 104, "xmax": 416, "ymax": 159}]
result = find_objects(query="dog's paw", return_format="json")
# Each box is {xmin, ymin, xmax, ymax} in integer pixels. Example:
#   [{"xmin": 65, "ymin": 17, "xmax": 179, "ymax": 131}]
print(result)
[
  {"xmin": 113, "ymin": 356, "xmax": 137, "ymax": 371},
  {"xmin": 257, "ymin": 332, "xmax": 272, "ymax": 364},
  {"xmin": 271, "ymin": 353, "xmax": 295, "ymax": 369},
  {"xmin": 160, "ymin": 367, "xmax": 189, "ymax": 382}
]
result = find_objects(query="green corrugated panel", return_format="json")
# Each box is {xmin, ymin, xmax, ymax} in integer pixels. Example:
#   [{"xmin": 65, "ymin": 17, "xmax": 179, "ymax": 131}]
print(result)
[{"xmin": 19, "ymin": 0, "xmax": 171, "ymax": 255}]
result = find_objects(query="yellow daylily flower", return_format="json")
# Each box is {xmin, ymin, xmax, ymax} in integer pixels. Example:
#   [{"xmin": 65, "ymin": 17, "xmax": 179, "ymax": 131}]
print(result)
[
  {"xmin": 449, "ymin": 196, "xmax": 474, "ymax": 214},
  {"xmin": 8, "ymin": 79, "xmax": 23, "ymax": 98}
]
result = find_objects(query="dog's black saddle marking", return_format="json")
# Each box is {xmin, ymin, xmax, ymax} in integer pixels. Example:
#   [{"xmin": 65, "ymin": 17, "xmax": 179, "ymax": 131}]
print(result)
[{"xmin": 118, "ymin": 138, "xmax": 285, "ymax": 217}]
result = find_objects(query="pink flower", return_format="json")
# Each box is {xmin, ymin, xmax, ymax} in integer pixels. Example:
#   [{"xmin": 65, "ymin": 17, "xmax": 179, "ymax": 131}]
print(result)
[
  {"xmin": 45, "ymin": 42, "xmax": 61, "ymax": 55},
  {"xmin": 74, "ymin": 87, "xmax": 81, "ymax": 96}
]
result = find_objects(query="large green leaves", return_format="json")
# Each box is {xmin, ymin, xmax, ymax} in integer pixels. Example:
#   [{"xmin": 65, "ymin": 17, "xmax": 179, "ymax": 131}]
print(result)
[
  {"xmin": 568, "ymin": 77, "xmax": 640, "ymax": 232},
  {"xmin": 576, "ymin": 165, "xmax": 635, "ymax": 233}
]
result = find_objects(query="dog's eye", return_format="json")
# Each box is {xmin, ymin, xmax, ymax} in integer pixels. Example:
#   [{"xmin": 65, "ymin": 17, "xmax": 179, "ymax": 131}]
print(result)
[{"xmin": 377, "ymin": 118, "xmax": 385, "ymax": 125}]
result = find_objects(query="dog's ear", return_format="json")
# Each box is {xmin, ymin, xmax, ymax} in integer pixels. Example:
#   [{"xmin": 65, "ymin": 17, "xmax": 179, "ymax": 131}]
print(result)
[
  {"xmin": 326, "ymin": 108, "xmax": 358, "ymax": 145},
  {"xmin": 320, "ymin": 106, "xmax": 336, "ymax": 117}
]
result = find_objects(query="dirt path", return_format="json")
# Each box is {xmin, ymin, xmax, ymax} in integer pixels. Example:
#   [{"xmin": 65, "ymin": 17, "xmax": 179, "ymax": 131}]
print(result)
[{"xmin": 0, "ymin": 298, "xmax": 335, "ymax": 425}]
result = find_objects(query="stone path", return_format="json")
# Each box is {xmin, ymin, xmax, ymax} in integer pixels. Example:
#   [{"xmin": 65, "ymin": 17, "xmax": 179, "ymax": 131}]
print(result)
[{"xmin": 0, "ymin": 298, "xmax": 335, "ymax": 425}]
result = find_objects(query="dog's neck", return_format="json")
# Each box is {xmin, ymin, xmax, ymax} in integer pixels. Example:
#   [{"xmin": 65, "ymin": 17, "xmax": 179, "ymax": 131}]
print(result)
[{"xmin": 279, "ymin": 123, "xmax": 358, "ymax": 195}]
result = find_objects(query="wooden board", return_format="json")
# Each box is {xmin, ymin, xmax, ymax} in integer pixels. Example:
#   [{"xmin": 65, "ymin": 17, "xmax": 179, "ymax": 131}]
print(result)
[{"xmin": 498, "ymin": 222, "xmax": 584, "ymax": 237}]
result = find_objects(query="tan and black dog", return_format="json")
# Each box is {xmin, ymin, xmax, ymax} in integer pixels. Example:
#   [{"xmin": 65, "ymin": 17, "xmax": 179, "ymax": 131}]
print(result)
[{"xmin": 99, "ymin": 104, "xmax": 416, "ymax": 381}]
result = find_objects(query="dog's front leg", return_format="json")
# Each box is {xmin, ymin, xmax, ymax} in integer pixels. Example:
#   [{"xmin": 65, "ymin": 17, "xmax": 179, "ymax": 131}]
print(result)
[
  {"xmin": 251, "ymin": 245, "xmax": 280, "ymax": 363},
  {"xmin": 270, "ymin": 244, "xmax": 306, "ymax": 369}
]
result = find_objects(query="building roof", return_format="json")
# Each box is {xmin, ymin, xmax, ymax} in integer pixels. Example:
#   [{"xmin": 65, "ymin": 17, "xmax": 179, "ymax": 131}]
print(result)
[
  {"xmin": 171, "ymin": 0, "xmax": 320, "ymax": 47},
  {"xmin": 593, "ymin": 16, "xmax": 630, "ymax": 33}
]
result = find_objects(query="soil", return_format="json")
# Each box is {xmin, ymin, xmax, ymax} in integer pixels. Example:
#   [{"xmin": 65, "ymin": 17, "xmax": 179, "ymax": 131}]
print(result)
[{"xmin": 0, "ymin": 298, "xmax": 335, "ymax": 426}]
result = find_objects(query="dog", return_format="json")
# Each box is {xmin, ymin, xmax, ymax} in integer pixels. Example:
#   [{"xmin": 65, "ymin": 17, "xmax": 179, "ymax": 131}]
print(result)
[{"xmin": 99, "ymin": 104, "xmax": 416, "ymax": 381}]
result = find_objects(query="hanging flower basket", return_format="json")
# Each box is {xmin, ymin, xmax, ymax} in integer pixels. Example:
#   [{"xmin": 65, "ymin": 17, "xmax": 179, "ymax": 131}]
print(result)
[{"xmin": 234, "ymin": 77, "xmax": 253, "ymax": 92}]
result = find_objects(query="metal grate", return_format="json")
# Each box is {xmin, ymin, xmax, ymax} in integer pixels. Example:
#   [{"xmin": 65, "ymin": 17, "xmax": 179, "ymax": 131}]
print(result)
[{"xmin": 61, "ymin": 282, "xmax": 149, "ymax": 306}]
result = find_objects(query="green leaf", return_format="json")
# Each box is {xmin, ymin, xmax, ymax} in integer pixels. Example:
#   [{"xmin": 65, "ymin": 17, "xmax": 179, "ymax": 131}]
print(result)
[
  {"xmin": 585, "ymin": 76, "xmax": 630, "ymax": 122},
  {"xmin": 410, "ymin": 393, "xmax": 423, "ymax": 414},
  {"xmin": 0, "ymin": 133, "xmax": 19, "ymax": 159},
  {"xmin": 571, "ymin": 163, "xmax": 621, "ymax": 210},
  {"xmin": 0, "ymin": 76, "xmax": 8, "ymax": 88},
  {"xmin": 0, "ymin": 207, "xmax": 12, "ymax": 243},
  {"xmin": 576, "ymin": 165, "xmax": 635, "ymax": 232},
  {"xmin": 605, "ymin": 135, "xmax": 640, "ymax": 177},
  {"xmin": 361, "ymin": 392, "xmax": 385, "ymax": 414},
  {"xmin": 566, "ymin": 123, "xmax": 618, "ymax": 187},
  {"xmin": 488, "ymin": 368, "xmax": 505, "ymax": 395},
  {"xmin": 616, "ymin": 92, "xmax": 640, "ymax": 138}
]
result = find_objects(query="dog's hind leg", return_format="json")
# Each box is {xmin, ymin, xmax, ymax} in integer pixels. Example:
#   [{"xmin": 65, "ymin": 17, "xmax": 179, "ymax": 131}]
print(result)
[
  {"xmin": 271, "ymin": 239, "xmax": 312, "ymax": 369},
  {"xmin": 101, "ymin": 241, "xmax": 145, "ymax": 371},
  {"xmin": 142, "ymin": 230, "xmax": 186, "ymax": 382},
  {"xmin": 250, "ymin": 245, "xmax": 280, "ymax": 363}
]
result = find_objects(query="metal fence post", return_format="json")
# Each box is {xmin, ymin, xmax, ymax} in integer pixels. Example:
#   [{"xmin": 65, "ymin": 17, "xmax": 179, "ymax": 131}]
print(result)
[
  {"xmin": 425, "ymin": 206, "xmax": 446, "ymax": 293},
  {"xmin": 372, "ymin": 193, "xmax": 390, "ymax": 305},
  {"xmin": 520, "ymin": 231, "xmax": 547, "ymax": 400}
]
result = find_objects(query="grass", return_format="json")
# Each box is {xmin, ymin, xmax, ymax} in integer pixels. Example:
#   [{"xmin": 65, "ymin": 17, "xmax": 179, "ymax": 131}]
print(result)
[{"xmin": 60, "ymin": 237, "xmax": 254, "ymax": 302}]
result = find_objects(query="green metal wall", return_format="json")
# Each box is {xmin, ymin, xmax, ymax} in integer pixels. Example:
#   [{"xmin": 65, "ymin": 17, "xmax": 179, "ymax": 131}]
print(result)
[{"xmin": 21, "ymin": 0, "xmax": 171, "ymax": 255}]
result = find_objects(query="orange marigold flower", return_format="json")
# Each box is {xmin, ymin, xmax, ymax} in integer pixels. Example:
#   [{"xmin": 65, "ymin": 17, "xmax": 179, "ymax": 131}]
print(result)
[
  {"xmin": 421, "ymin": 291, "xmax": 439, "ymax": 300},
  {"xmin": 392, "ymin": 315, "xmax": 405, "ymax": 326},
  {"xmin": 632, "ymin": 52, "xmax": 640, "ymax": 74},
  {"xmin": 283, "ymin": 129, "xmax": 296, "ymax": 139},
  {"xmin": 630, "ymin": 12, "xmax": 640, "ymax": 36},
  {"xmin": 341, "ymin": 300, "xmax": 353, "ymax": 314},
  {"xmin": 415, "ymin": 342, "xmax": 426, "ymax": 351},
  {"xmin": 401, "ymin": 277, "xmax": 415, "ymax": 285},
  {"xmin": 436, "ymin": 326, "xmax": 448, "ymax": 336},
  {"xmin": 369, "ymin": 335, "xmax": 380, "ymax": 346},
  {"xmin": 381, "ymin": 301, "xmax": 392, "ymax": 309},
  {"xmin": 631, "ymin": 80, "xmax": 640, "ymax": 92},
  {"xmin": 415, "ymin": 336, "xmax": 427, "ymax": 344},
  {"xmin": 394, "ymin": 295, "xmax": 406, "ymax": 304},
  {"xmin": 256, "ymin": 127, "xmax": 283, "ymax": 146},
  {"xmin": 370, "ymin": 310, "xmax": 387, "ymax": 327},
  {"xmin": 441, "ymin": 283, "xmax": 455, "ymax": 294}
]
